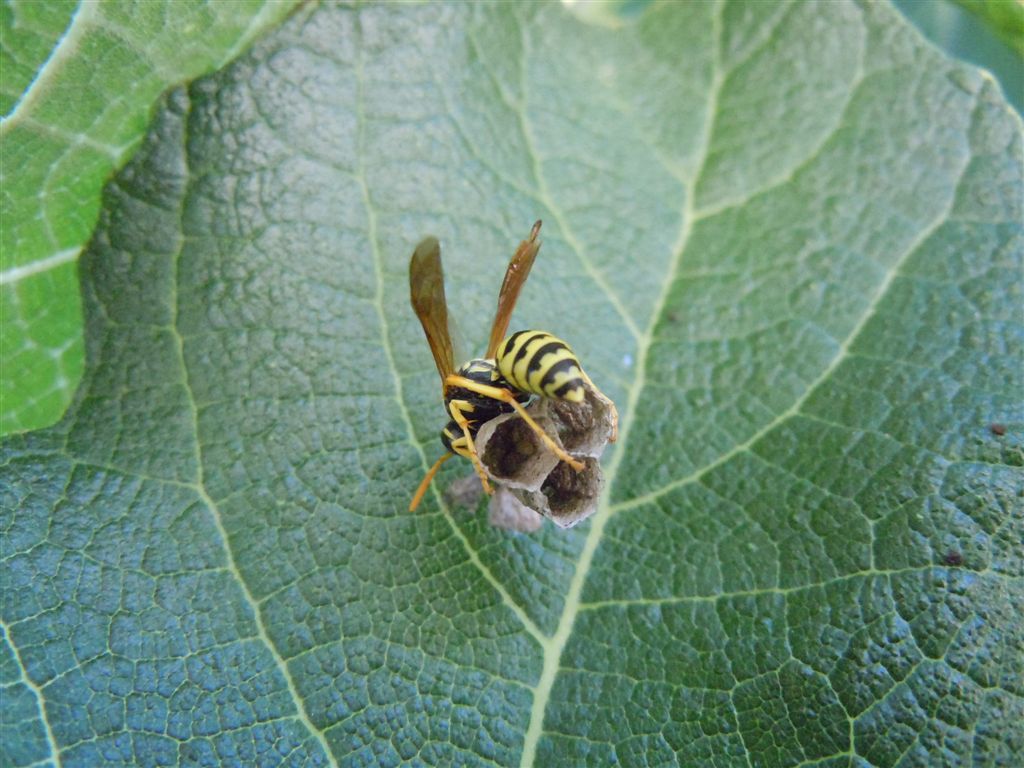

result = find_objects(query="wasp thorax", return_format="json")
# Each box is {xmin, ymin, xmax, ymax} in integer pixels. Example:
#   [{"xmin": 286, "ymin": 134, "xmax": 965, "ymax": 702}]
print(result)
[{"xmin": 475, "ymin": 378, "xmax": 617, "ymax": 529}]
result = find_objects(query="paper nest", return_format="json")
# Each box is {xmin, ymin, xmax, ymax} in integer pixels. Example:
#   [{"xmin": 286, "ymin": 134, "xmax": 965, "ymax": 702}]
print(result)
[{"xmin": 471, "ymin": 382, "xmax": 618, "ymax": 532}]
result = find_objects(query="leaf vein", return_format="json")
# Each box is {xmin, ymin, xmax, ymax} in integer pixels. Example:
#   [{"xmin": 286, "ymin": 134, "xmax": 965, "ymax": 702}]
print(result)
[
  {"xmin": 514, "ymin": 14, "xmax": 642, "ymax": 343},
  {"xmin": 693, "ymin": 6, "xmax": 867, "ymax": 221},
  {"xmin": 1, "ymin": 618, "xmax": 60, "ymax": 766},
  {"xmin": 577, "ymin": 564, "xmax": 960, "ymax": 611},
  {"xmin": 168, "ymin": 90, "xmax": 339, "ymax": 768},
  {"xmin": 611, "ymin": 158, "xmax": 969, "ymax": 516},
  {"xmin": 519, "ymin": 1, "xmax": 727, "ymax": 764},
  {"xmin": 1, "ymin": 0, "xmax": 98, "ymax": 129},
  {"xmin": 351, "ymin": 11, "xmax": 547, "ymax": 650}
]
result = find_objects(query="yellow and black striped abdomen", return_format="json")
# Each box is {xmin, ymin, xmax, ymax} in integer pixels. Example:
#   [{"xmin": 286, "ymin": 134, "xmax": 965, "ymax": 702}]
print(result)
[{"xmin": 496, "ymin": 330, "xmax": 585, "ymax": 402}]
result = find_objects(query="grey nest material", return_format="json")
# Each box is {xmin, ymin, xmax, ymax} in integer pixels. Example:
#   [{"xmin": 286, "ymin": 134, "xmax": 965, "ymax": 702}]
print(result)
[{"xmin": 476, "ymin": 381, "xmax": 617, "ymax": 531}]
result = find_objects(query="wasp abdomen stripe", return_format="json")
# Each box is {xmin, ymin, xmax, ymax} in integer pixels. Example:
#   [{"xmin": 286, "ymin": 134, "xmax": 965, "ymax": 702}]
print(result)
[
  {"xmin": 526, "ymin": 341, "xmax": 566, "ymax": 375},
  {"xmin": 497, "ymin": 330, "xmax": 586, "ymax": 402}
]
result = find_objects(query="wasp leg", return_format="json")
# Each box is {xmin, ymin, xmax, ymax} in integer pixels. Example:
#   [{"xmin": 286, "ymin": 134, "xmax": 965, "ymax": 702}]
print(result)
[
  {"xmin": 448, "ymin": 400, "xmax": 495, "ymax": 497},
  {"xmin": 444, "ymin": 375, "xmax": 586, "ymax": 472},
  {"xmin": 409, "ymin": 452, "xmax": 454, "ymax": 512}
]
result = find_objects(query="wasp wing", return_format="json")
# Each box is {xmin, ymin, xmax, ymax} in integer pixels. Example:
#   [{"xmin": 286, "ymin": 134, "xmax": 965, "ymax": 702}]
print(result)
[
  {"xmin": 410, "ymin": 236, "xmax": 455, "ymax": 381},
  {"xmin": 485, "ymin": 220, "xmax": 542, "ymax": 359}
]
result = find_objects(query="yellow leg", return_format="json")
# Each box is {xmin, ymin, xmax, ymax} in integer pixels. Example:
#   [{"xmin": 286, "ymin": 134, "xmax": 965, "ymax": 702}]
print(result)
[
  {"xmin": 448, "ymin": 401, "xmax": 495, "ymax": 497},
  {"xmin": 409, "ymin": 452, "xmax": 453, "ymax": 512},
  {"xmin": 444, "ymin": 375, "xmax": 585, "ymax": 472}
]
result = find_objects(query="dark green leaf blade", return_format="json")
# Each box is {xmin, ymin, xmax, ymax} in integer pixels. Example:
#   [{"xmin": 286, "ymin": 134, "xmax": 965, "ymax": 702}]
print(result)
[{"xmin": 3, "ymin": 2, "xmax": 1021, "ymax": 767}]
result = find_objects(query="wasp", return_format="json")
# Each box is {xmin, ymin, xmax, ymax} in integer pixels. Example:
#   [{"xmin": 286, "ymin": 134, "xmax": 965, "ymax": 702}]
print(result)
[{"xmin": 408, "ymin": 220, "xmax": 618, "ymax": 511}]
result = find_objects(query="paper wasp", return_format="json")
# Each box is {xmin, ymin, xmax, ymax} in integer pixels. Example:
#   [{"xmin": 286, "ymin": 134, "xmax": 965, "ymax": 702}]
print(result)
[{"xmin": 408, "ymin": 220, "xmax": 617, "ymax": 511}]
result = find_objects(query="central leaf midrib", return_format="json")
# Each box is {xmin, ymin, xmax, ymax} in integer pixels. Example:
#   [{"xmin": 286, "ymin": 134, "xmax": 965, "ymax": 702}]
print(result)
[
  {"xmin": 517, "ymin": 0, "xmax": 727, "ymax": 763},
  {"xmin": 514, "ymin": 2, "xmax": 976, "ymax": 761}
]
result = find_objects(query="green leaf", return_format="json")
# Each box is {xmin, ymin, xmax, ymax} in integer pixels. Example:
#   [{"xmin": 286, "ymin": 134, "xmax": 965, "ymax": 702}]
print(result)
[
  {"xmin": 0, "ymin": 0, "xmax": 300, "ymax": 435},
  {"xmin": 893, "ymin": 0, "xmax": 1024, "ymax": 117},
  {"xmin": 954, "ymin": 0, "xmax": 1024, "ymax": 56},
  {"xmin": 3, "ymin": 2, "xmax": 1022, "ymax": 766}
]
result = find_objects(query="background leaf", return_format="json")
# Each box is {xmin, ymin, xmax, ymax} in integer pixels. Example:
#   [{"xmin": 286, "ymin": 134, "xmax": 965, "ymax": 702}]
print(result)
[
  {"xmin": 953, "ymin": 0, "xmax": 1024, "ymax": 56},
  {"xmin": 895, "ymin": 0, "xmax": 1024, "ymax": 116},
  {"xmin": 2, "ymin": 2, "xmax": 1022, "ymax": 767},
  {"xmin": 0, "ymin": 0, "xmax": 300, "ymax": 435}
]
